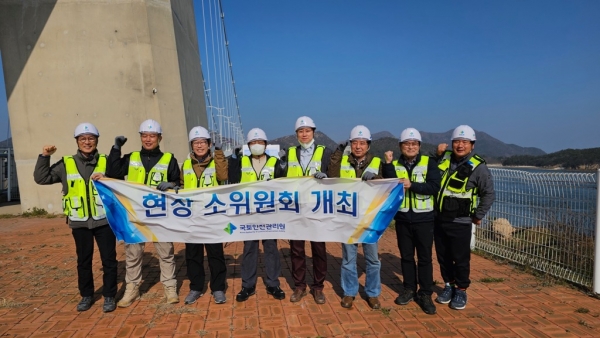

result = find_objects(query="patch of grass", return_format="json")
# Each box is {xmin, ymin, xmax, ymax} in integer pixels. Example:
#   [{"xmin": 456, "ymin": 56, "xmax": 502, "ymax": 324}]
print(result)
[
  {"xmin": 575, "ymin": 307, "xmax": 590, "ymax": 314},
  {"xmin": 479, "ymin": 277, "xmax": 505, "ymax": 283},
  {"xmin": 0, "ymin": 245, "xmax": 16, "ymax": 254},
  {"xmin": 0, "ymin": 214, "xmax": 17, "ymax": 219},
  {"xmin": 151, "ymin": 303, "xmax": 198, "ymax": 315},
  {"xmin": 20, "ymin": 207, "xmax": 60, "ymax": 218},
  {"xmin": 386, "ymin": 220, "xmax": 396, "ymax": 231},
  {"xmin": 0, "ymin": 298, "xmax": 26, "ymax": 309},
  {"xmin": 197, "ymin": 330, "xmax": 208, "ymax": 336},
  {"xmin": 467, "ymin": 312, "xmax": 485, "ymax": 318},
  {"xmin": 578, "ymin": 319, "xmax": 593, "ymax": 329},
  {"xmin": 22, "ymin": 207, "xmax": 48, "ymax": 217},
  {"xmin": 380, "ymin": 307, "xmax": 392, "ymax": 317}
]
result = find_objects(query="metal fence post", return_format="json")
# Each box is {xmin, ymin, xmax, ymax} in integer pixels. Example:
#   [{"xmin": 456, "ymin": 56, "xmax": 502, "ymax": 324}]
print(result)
[
  {"xmin": 7, "ymin": 147, "xmax": 11, "ymax": 202},
  {"xmin": 594, "ymin": 169, "xmax": 600, "ymax": 294}
]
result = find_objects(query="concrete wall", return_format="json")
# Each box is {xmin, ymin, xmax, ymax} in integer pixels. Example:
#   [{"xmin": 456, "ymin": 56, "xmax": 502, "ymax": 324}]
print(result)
[{"xmin": 0, "ymin": 0, "xmax": 207, "ymax": 213}]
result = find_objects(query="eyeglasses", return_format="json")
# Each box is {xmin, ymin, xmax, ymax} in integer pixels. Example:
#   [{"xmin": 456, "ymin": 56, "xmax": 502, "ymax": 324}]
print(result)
[
  {"xmin": 77, "ymin": 137, "xmax": 97, "ymax": 143},
  {"xmin": 401, "ymin": 141, "xmax": 420, "ymax": 148},
  {"xmin": 192, "ymin": 140, "xmax": 208, "ymax": 146},
  {"xmin": 350, "ymin": 140, "xmax": 368, "ymax": 146}
]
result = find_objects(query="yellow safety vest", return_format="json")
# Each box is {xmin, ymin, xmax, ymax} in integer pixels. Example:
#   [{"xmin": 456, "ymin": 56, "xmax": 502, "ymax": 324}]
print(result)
[
  {"xmin": 393, "ymin": 155, "xmax": 433, "ymax": 213},
  {"xmin": 436, "ymin": 151, "xmax": 485, "ymax": 215},
  {"xmin": 340, "ymin": 155, "xmax": 381, "ymax": 178},
  {"xmin": 286, "ymin": 145, "xmax": 325, "ymax": 177},
  {"xmin": 62, "ymin": 154, "xmax": 107, "ymax": 222},
  {"xmin": 127, "ymin": 151, "xmax": 172, "ymax": 187},
  {"xmin": 240, "ymin": 156, "xmax": 278, "ymax": 182},
  {"xmin": 182, "ymin": 157, "xmax": 218, "ymax": 188}
]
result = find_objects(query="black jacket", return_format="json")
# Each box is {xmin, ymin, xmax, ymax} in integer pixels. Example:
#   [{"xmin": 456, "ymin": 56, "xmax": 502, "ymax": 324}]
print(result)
[
  {"xmin": 382, "ymin": 153, "xmax": 441, "ymax": 224},
  {"xmin": 106, "ymin": 146, "xmax": 180, "ymax": 184},
  {"xmin": 228, "ymin": 154, "xmax": 285, "ymax": 184}
]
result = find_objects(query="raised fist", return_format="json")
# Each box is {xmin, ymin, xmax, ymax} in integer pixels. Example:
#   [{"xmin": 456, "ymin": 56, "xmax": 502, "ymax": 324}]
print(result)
[
  {"xmin": 42, "ymin": 145, "xmax": 57, "ymax": 156},
  {"xmin": 384, "ymin": 151, "xmax": 394, "ymax": 164}
]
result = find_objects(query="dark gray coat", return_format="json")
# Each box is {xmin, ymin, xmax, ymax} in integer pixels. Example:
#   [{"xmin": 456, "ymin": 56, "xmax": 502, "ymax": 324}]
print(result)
[
  {"xmin": 437, "ymin": 151, "xmax": 495, "ymax": 224},
  {"xmin": 33, "ymin": 150, "xmax": 109, "ymax": 229}
]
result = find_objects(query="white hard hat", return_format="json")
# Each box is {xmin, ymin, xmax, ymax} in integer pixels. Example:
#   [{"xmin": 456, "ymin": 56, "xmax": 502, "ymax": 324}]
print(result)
[
  {"xmin": 451, "ymin": 125, "xmax": 476, "ymax": 141},
  {"xmin": 188, "ymin": 126, "xmax": 211, "ymax": 142},
  {"xmin": 247, "ymin": 128, "xmax": 268, "ymax": 143},
  {"xmin": 349, "ymin": 125, "xmax": 372, "ymax": 141},
  {"xmin": 400, "ymin": 128, "xmax": 422, "ymax": 143},
  {"xmin": 74, "ymin": 123, "xmax": 99, "ymax": 138},
  {"xmin": 139, "ymin": 119, "xmax": 162, "ymax": 134},
  {"xmin": 295, "ymin": 116, "xmax": 316, "ymax": 131}
]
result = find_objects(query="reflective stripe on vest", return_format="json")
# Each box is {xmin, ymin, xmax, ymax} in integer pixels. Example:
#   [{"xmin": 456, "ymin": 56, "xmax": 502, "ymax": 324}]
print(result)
[
  {"xmin": 182, "ymin": 158, "xmax": 217, "ymax": 188},
  {"xmin": 127, "ymin": 152, "xmax": 172, "ymax": 187},
  {"xmin": 340, "ymin": 156, "xmax": 381, "ymax": 178},
  {"xmin": 436, "ymin": 151, "xmax": 484, "ymax": 214},
  {"xmin": 241, "ymin": 156, "xmax": 278, "ymax": 182},
  {"xmin": 62, "ymin": 154, "xmax": 107, "ymax": 222},
  {"xmin": 393, "ymin": 156, "xmax": 433, "ymax": 213},
  {"xmin": 286, "ymin": 145, "xmax": 325, "ymax": 177}
]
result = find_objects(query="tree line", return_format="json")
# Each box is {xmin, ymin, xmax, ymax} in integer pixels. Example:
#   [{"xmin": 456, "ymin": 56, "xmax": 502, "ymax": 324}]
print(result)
[{"xmin": 501, "ymin": 147, "xmax": 600, "ymax": 169}]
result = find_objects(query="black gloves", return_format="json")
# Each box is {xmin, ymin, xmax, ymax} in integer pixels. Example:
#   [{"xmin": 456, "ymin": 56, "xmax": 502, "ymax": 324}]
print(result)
[
  {"xmin": 114, "ymin": 136, "xmax": 127, "ymax": 150},
  {"xmin": 157, "ymin": 182, "xmax": 179, "ymax": 193}
]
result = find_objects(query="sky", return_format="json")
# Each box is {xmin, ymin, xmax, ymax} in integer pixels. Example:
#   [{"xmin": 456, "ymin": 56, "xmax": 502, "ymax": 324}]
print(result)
[{"xmin": 1, "ymin": 1, "xmax": 599, "ymax": 153}]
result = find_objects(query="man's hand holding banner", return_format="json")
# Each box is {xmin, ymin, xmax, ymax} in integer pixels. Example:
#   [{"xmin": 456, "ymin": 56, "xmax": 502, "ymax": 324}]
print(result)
[{"xmin": 94, "ymin": 177, "xmax": 403, "ymax": 244}]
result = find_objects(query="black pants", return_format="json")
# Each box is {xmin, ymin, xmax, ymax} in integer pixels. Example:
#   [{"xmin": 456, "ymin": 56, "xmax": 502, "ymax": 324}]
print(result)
[
  {"xmin": 71, "ymin": 224, "xmax": 118, "ymax": 298},
  {"xmin": 434, "ymin": 220, "xmax": 472, "ymax": 289},
  {"xmin": 396, "ymin": 220, "xmax": 434, "ymax": 295},
  {"xmin": 241, "ymin": 239, "xmax": 281, "ymax": 288},
  {"xmin": 185, "ymin": 243, "xmax": 227, "ymax": 292}
]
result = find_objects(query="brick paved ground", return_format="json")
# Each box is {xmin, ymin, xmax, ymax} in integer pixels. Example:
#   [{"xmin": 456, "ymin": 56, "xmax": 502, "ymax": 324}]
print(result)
[{"xmin": 1, "ymin": 217, "xmax": 599, "ymax": 337}]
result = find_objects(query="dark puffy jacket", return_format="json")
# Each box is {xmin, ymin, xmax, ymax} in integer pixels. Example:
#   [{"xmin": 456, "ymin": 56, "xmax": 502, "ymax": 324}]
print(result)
[
  {"xmin": 382, "ymin": 153, "xmax": 441, "ymax": 224},
  {"xmin": 106, "ymin": 146, "xmax": 180, "ymax": 184}
]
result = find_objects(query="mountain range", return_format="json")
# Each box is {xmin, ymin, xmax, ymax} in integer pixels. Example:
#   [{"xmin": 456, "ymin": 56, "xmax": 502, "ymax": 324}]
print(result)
[{"xmin": 271, "ymin": 129, "xmax": 545, "ymax": 161}]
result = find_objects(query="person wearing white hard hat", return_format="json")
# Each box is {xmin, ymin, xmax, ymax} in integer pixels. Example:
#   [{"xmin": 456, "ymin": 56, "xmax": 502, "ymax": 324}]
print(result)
[
  {"xmin": 179, "ymin": 126, "xmax": 228, "ymax": 305},
  {"xmin": 106, "ymin": 119, "xmax": 181, "ymax": 307},
  {"xmin": 327, "ymin": 125, "xmax": 383, "ymax": 309},
  {"xmin": 34, "ymin": 123, "xmax": 118, "ymax": 313},
  {"xmin": 381, "ymin": 128, "xmax": 441, "ymax": 315},
  {"xmin": 228, "ymin": 128, "xmax": 286, "ymax": 302},
  {"xmin": 280, "ymin": 116, "xmax": 332, "ymax": 304},
  {"xmin": 433, "ymin": 125, "xmax": 495, "ymax": 310}
]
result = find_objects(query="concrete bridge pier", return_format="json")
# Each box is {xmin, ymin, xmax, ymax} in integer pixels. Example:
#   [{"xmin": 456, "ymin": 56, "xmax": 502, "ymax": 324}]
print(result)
[{"xmin": 0, "ymin": 0, "xmax": 207, "ymax": 213}]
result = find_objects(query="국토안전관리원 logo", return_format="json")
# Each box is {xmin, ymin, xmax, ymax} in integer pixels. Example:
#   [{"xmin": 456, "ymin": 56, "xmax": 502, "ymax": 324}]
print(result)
[{"xmin": 223, "ymin": 222, "xmax": 237, "ymax": 235}]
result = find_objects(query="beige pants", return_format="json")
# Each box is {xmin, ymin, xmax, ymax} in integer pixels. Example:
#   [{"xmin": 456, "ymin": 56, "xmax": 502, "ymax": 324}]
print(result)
[{"xmin": 124, "ymin": 242, "xmax": 176, "ymax": 287}]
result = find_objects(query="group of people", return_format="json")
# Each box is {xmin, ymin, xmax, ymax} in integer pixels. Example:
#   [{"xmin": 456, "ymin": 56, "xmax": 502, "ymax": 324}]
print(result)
[{"xmin": 34, "ymin": 115, "xmax": 494, "ymax": 316}]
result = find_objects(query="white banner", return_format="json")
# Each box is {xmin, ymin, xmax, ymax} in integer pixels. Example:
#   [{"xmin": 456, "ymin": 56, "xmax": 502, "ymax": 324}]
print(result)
[{"xmin": 94, "ymin": 177, "xmax": 403, "ymax": 244}]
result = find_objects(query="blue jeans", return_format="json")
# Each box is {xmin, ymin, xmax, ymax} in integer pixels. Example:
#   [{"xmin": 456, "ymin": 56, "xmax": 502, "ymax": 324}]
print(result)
[{"xmin": 341, "ymin": 243, "xmax": 381, "ymax": 297}]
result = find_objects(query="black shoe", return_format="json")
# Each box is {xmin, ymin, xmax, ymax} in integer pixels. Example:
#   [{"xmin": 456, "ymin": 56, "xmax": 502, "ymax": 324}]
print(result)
[
  {"xmin": 236, "ymin": 286, "xmax": 256, "ymax": 302},
  {"xmin": 266, "ymin": 286, "xmax": 285, "ymax": 300},
  {"xmin": 77, "ymin": 296, "xmax": 94, "ymax": 312},
  {"xmin": 103, "ymin": 297, "xmax": 116, "ymax": 313},
  {"xmin": 394, "ymin": 289, "xmax": 415, "ymax": 305},
  {"xmin": 416, "ymin": 293, "xmax": 437, "ymax": 315}
]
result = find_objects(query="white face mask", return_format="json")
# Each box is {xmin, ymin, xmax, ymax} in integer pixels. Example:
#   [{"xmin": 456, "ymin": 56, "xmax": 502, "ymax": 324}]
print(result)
[
  {"xmin": 250, "ymin": 144, "xmax": 266, "ymax": 156},
  {"xmin": 299, "ymin": 138, "xmax": 314, "ymax": 149}
]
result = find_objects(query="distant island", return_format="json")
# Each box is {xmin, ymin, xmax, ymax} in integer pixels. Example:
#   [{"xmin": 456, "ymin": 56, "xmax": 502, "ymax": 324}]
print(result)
[{"xmin": 501, "ymin": 148, "xmax": 600, "ymax": 170}]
